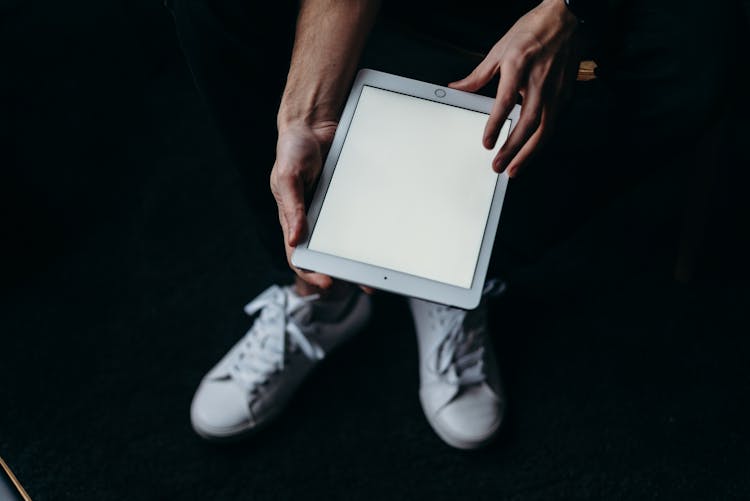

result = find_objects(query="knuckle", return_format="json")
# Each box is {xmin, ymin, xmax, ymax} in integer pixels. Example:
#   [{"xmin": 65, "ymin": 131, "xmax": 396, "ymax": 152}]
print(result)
[
  {"xmin": 498, "ymin": 93, "xmax": 515, "ymax": 110},
  {"xmin": 531, "ymin": 64, "xmax": 551, "ymax": 84},
  {"xmin": 522, "ymin": 107, "xmax": 542, "ymax": 127},
  {"xmin": 504, "ymin": 47, "xmax": 526, "ymax": 67},
  {"xmin": 270, "ymin": 165, "xmax": 292, "ymax": 185},
  {"xmin": 504, "ymin": 46, "xmax": 521, "ymax": 60},
  {"xmin": 275, "ymin": 164, "xmax": 296, "ymax": 179},
  {"xmin": 485, "ymin": 57, "xmax": 501, "ymax": 73},
  {"xmin": 503, "ymin": 138, "xmax": 520, "ymax": 154},
  {"xmin": 269, "ymin": 174, "xmax": 281, "ymax": 195},
  {"xmin": 525, "ymin": 114, "xmax": 540, "ymax": 130}
]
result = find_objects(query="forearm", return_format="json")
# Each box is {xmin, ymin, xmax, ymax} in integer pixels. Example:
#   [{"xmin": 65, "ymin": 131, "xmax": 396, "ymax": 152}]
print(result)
[{"xmin": 278, "ymin": 0, "xmax": 380, "ymax": 131}]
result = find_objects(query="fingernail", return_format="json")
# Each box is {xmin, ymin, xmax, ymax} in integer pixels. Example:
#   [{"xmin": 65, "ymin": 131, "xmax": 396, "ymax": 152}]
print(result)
[{"xmin": 493, "ymin": 157, "xmax": 505, "ymax": 172}]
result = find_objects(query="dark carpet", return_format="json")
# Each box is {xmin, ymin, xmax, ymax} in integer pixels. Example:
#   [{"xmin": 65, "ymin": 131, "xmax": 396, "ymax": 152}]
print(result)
[{"xmin": 1, "ymin": 2, "xmax": 749, "ymax": 500}]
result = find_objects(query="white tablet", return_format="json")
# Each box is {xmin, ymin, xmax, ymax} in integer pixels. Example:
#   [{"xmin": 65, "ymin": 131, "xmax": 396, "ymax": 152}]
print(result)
[{"xmin": 292, "ymin": 69, "xmax": 520, "ymax": 309}]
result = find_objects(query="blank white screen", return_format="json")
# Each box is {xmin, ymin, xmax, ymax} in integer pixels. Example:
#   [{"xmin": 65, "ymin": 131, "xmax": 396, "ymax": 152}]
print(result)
[{"xmin": 308, "ymin": 86, "xmax": 510, "ymax": 289}]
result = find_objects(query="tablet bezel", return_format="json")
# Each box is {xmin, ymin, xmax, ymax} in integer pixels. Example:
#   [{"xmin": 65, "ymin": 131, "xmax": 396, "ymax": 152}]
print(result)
[{"xmin": 291, "ymin": 68, "xmax": 520, "ymax": 309}]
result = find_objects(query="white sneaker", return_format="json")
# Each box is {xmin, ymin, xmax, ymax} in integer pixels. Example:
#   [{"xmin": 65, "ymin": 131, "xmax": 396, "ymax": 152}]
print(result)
[
  {"xmin": 409, "ymin": 280, "xmax": 506, "ymax": 449},
  {"xmin": 190, "ymin": 284, "xmax": 371, "ymax": 440}
]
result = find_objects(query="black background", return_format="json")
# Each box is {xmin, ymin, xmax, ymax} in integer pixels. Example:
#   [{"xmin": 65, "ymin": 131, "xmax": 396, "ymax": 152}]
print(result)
[{"xmin": 1, "ymin": 1, "xmax": 750, "ymax": 499}]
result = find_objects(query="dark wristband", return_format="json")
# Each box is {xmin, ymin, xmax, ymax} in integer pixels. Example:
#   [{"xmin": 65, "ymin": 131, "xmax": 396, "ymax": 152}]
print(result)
[{"xmin": 564, "ymin": 0, "xmax": 600, "ymax": 24}]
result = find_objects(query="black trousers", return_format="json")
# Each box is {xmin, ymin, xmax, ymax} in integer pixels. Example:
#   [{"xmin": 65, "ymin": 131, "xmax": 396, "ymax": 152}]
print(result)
[{"xmin": 168, "ymin": 0, "xmax": 739, "ymax": 296}]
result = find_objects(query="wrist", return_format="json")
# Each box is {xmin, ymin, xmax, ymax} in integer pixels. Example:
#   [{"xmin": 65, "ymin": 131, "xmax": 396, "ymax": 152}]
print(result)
[
  {"xmin": 277, "ymin": 74, "xmax": 345, "ymax": 133},
  {"xmin": 278, "ymin": 107, "xmax": 338, "ymax": 133},
  {"xmin": 277, "ymin": 116, "xmax": 338, "ymax": 147}
]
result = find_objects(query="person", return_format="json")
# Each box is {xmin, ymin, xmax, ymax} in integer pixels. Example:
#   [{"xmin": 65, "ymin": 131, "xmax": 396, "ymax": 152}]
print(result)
[{"xmin": 168, "ymin": 0, "xmax": 736, "ymax": 449}]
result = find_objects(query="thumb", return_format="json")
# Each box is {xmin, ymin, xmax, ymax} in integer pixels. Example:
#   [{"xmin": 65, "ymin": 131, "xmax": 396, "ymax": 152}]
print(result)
[
  {"xmin": 274, "ymin": 174, "xmax": 307, "ymax": 247},
  {"xmin": 449, "ymin": 57, "xmax": 496, "ymax": 92}
]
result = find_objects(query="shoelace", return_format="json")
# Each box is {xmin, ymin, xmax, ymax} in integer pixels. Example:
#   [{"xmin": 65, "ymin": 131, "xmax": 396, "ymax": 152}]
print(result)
[
  {"xmin": 428, "ymin": 279, "xmax": 506, "ymax": 387},
  {"xmin": 230, "ymin": 286, "xmax": 325, "ymax": 392},
  {"xmin": 429, "ymin": 307, "xmax": 486, "ymax": 386}
]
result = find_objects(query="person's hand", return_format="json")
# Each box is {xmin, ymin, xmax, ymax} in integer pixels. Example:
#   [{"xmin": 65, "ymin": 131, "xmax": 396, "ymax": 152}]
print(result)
[
  {"xmin": 449, "ymin": 0, "xmax": 579, "ymax": 177},
  {"xmin": 270, "ymin": 121, "xmax": 375, "ymax": 294},
  {"xmin": 270, "ymin": 120, "xmax": 337, "ymax": 290}
]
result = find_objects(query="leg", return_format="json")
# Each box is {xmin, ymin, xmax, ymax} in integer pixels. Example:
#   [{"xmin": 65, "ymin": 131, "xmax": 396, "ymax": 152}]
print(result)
[
  {"xmin": 169, "ymin": 0, "xmax": 298, "ymax": 279},
  {"xmin": 171, "ymin": 0, "xmax": 374, "ymax": 440},
  {"xmin": 360, "ymin": 21, "xmax": 516, "ymax": 449}
]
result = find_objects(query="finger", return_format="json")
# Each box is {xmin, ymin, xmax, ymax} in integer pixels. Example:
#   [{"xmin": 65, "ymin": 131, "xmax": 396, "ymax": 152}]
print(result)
[
  {"xmin": 504, "ymin": 67, "xmax": 567, "ymax": 177},
  {"xmin": 483, "ymin": 63, "xmax": 522, "ymax": 150},
  {"xmin": 272, "ymin": 170, "xmax": 307, "ymax": 247},
  {"xmin": 504, "ymin": 108, "xmax": 549, "ymax": 177},
  {"xmin": 282, "ymin": 238, "xmax": 334, "ymax": 290},
  {"xmin": 276, "ymin": 205, "xmax": 291, "ymax": 248},
  {"xmin": 448, "ymin": 55, "xmax": 497, "ymax": 93},
  {"xmin": 359, "ymin": 285, "xmax": 375, "ymax": 295},
  {"xmin": 296, "ymin": 268, "xmax": 334, "ymax": 290},
  {"xmin": 277, "ymin": 206, "xmax": 334, "ymax": 289},
  {"xmin": 505, "ymin": 73, "xmax": 566, "ymax": 177},
  {"xmin": 493, "ymin": 82, "xmax": 543, "ymax": 173}
]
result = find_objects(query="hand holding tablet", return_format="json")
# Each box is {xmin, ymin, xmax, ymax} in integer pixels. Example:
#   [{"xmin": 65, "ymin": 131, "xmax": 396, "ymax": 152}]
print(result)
[
  {"xmin": 292, "ymin": 69, "xmax": 520, "ymax": 309},
  {"xmin": 270, "ymin": 121, "xmax": 340, "ymax": 291}
]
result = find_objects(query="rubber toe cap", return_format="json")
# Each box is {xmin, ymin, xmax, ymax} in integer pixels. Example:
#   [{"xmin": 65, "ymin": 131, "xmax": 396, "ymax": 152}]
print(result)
[
  {"xmin": 190, "ymin": 380, "xmax": 254, "ymax": 439},
  {"xmin": 428, "ymin": 384, "xmax": 504, "ymax": 449}
]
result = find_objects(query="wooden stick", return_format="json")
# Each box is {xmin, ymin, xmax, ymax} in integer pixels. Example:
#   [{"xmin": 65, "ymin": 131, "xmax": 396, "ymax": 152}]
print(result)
[{"xmin": 0, "ymin": 456, "xmax": 32, "ymax": 501}]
